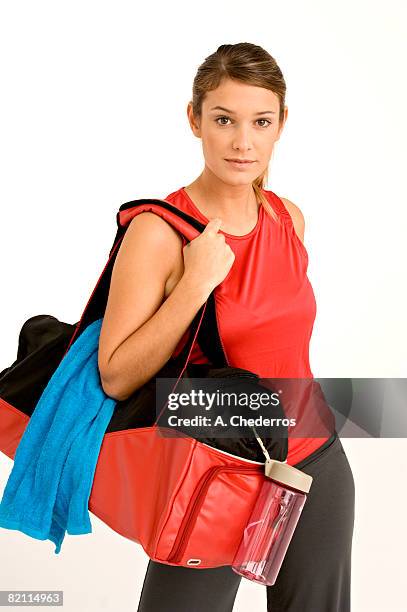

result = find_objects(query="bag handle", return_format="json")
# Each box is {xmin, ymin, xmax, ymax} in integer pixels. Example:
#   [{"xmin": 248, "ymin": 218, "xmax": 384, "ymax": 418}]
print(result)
[{"xmin": 153, "ymin": 297, "xmax": 209, "ymax": 427}]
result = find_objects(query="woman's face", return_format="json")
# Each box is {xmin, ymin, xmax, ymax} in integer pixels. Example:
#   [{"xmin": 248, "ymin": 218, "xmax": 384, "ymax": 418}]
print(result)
[{"xmin": 187, "ymin": 78, "xmax": 287, "ymax": 186}]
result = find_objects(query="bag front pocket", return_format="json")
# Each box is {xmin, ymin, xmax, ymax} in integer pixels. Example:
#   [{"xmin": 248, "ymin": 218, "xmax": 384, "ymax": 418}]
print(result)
[{"xmin": 158, "ymin": 463, "xmax": 264, "ymax": 568}]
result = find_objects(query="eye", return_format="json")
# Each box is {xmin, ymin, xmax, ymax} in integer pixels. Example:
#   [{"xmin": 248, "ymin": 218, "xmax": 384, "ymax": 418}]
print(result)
[
  {"xmin": 215, "ymin": 116, "xmax": 231, "ymax": 126},
  {"xmin": 256, "ymin": 119, "xmax": 272, "ymax": 128}
]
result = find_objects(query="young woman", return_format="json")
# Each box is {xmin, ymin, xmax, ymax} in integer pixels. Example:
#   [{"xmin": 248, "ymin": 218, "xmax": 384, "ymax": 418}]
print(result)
[{"xmin": 98, "ymin": 43, "xmax": 355, "ymax": 612}]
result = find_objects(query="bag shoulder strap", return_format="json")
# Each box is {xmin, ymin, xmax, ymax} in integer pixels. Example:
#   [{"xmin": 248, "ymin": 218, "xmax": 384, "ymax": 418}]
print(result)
[{"xmin": 110, "ymin": 198, "xmax": 206, "ymax": 256}]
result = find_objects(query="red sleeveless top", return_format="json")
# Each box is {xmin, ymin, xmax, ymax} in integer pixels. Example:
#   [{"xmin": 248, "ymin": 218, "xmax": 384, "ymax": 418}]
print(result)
[{"xmin": 164, "ymin": 186, "xmax": 331, "ymax": 465}]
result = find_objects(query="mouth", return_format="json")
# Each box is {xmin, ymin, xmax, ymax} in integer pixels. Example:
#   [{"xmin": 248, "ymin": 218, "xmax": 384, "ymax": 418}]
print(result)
[
  {"xmin": 225, "ymin": 158, "xmax": 255, "ymax": 164},
  {"xmin": 224, "ymin": 158, "xmax": 256, "ymax": 169}
]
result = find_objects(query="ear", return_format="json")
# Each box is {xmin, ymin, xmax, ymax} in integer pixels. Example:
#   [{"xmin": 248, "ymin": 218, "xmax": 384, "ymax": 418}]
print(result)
[{"xmin": 187, "ymin": 101, "xmax": 201, "ymax": 138}]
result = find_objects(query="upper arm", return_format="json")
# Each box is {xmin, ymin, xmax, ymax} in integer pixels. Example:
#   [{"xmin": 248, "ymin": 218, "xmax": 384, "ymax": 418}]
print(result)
[
  {"xmin": 98, "ymin": 211, "xmax": 183, "ymax": 383},
  {"xmin": 280, "ymin": 197, "xmax": 305, "ymax": 244}
]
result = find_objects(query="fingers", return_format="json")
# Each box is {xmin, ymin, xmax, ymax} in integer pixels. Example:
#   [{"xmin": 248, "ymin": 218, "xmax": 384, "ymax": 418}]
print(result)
[{"xmin": 203, "ymin": 218, "xmax": 223, "ymax": 234}]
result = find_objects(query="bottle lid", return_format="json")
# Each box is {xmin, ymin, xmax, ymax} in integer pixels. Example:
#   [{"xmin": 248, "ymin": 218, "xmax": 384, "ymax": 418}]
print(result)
[{"xmin": 265, "ymin": 459, "xmax": 313, "ymax": 493}]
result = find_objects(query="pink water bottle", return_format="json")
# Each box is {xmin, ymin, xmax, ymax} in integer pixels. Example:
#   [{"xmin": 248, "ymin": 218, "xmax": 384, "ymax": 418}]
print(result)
[{"xmin": 232, "ymin": 443, "xmax": 313, "ymax": 586}]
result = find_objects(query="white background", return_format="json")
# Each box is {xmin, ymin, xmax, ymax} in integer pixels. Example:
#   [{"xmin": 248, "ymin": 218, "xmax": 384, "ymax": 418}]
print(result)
[{"xmin": 1, "ymin": 0, "xmax": 406, "ymax": 610}]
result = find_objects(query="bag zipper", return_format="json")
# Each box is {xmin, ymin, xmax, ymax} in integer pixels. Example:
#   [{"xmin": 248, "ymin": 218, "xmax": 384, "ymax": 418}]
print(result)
[
  {"xmin": 200, "ymin": 441, "xmax": 265, "ymax": 464},
  {"xmin": 166, "ymin": 463, "xmax": 262, "ymax": 564}
]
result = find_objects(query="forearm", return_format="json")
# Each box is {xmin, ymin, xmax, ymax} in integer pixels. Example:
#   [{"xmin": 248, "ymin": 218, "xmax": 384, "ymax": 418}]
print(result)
[{"xmin": 101, "ymin": 275, "xmax": 209, "ymax": 401}]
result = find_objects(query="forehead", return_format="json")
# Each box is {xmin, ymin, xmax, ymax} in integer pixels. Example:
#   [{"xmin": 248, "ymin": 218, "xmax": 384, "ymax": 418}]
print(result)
[{"xmin": 202, "ymin": 79, "xmax": 280, "ymax": 113}]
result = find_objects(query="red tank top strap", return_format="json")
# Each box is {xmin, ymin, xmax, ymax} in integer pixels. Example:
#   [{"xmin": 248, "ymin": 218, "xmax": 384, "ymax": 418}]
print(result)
[{"xmin": 265, "ymin": 190, "xmax": 293, "ymax": 224}]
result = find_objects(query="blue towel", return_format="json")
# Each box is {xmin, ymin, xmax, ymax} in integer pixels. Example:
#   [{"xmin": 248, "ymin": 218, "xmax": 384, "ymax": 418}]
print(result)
[{"xmin": 0, "ymin": 317, "xmax": 116, "ymax": 553}]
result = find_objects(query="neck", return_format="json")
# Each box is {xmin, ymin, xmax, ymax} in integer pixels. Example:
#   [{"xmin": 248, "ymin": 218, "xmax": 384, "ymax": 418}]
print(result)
[{"xmin": 186, "ymin": 171, "xmax": 260, "ymax": 221}]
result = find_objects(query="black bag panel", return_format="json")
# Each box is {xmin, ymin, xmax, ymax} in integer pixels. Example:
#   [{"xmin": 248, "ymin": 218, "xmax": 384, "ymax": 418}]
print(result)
[
  {"xmin": 0, "ymin": 315, "xmax": 77, "ymax": 416},
  {"xmin": 172, "ymin": 366, "xmax": 288, "ymax": 463}
]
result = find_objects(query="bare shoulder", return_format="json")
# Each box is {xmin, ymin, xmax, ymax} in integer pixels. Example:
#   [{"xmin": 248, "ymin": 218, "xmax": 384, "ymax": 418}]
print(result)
[
  {"xmin": 279, "ymin": 197, "xmax": 305, "ymax": 244},
  {"xmin": 125, "ymin": 211, "xmax": 185, "ymax": 297},
  {"xmin": 127, "ymin": 211, "xmax": 184, "ymax": 247}
]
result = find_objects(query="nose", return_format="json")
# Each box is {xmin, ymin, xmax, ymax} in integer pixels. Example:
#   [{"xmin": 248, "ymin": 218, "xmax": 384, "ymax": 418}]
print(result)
[{"xmin": 232, "ymin": 125, "xmax": 253, "ymax": 152}]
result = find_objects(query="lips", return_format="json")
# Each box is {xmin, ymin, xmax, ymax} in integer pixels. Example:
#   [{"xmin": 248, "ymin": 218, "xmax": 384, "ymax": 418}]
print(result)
[
  {"xmin": 225, "ymin": 159, "xmax": 255, "ymax": 163},
  {"xmin": 225, "ymin": 159, "xmax": 256, "ymax": 170}
]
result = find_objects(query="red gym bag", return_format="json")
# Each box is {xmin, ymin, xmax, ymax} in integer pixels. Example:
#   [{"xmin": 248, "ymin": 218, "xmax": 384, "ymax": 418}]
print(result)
[{"xmin": 0, "ymin": 198, "xmax": 288, "ymax": 568}]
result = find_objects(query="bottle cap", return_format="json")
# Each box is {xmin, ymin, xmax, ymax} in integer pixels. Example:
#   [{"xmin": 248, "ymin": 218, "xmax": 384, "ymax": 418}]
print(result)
[{"xmin": 265, "ymin": 459, "xmax": 313, "ymax": 493}]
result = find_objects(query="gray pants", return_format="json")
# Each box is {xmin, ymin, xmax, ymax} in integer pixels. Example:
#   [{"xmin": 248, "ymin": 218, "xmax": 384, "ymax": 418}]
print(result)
[{"xmin": 137, "ymin": 433, "xmax": 355, "ymax": 612}]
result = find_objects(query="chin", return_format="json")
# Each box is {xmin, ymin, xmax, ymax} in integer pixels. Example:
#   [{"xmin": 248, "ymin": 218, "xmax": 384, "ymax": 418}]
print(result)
[{"xmin": 224, "ymin": 174, "xmax": 255, "ymax": 186}]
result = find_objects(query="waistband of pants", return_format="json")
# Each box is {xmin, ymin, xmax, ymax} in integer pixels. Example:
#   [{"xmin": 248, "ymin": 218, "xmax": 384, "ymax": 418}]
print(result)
[{"xmin": 292, "ymin": 430, "xmax": 339, "ymax": 471}]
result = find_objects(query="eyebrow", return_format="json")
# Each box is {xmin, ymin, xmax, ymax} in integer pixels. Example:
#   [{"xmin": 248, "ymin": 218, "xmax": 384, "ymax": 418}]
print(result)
[{"xmin": 209, "ymin": 105, "xmax": 277, "ymax": 115}]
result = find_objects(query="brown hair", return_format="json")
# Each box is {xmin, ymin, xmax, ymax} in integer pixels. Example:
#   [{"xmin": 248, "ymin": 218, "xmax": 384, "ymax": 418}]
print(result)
[{"xmin": 191, "ymin": 42, "xmax": 287, "ymax": 223}]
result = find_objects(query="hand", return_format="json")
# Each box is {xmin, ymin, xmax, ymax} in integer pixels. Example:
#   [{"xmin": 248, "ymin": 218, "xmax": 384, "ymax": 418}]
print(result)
[{"xmin": 182, "ymin": 218, "xmax": 235, "ymax": 295}]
